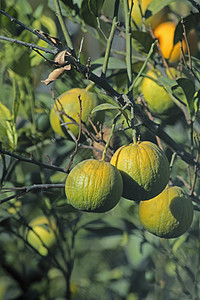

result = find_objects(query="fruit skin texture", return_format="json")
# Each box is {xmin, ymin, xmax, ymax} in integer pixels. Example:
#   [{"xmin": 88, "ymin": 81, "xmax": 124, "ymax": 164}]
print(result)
[
  {"xmin": 65, "ymin": 159, "xmax": 123, "ymax": 212},
  {"xmin": 110, "ymin": 141, "xmax": 170, "ymax": 201},
  {"xmin": 50, "ymin": 88, "xmax": 99, "ymax": 138},
  {"xmin": 141, "ymin": 68, "xmax": 179, "ymax": 117},
  {"xmin": 129, "ymin": 0, "xmax": 168, "ymax": 30},
  {"xmin": 27, "ymin": 216, "xmax": 57, "ymax": 256},
  {"xmin": 154, "ymin": 22, "xmax": 197, "ymax": 63},
  {"xmin": 138, "ymin": 186, "xmax": 194, "ymax": 238}
]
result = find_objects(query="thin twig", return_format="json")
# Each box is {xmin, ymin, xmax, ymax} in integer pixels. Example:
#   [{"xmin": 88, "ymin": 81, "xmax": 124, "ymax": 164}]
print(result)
[
  {"xmin": 0, "ymin": 149, "xmax": 68, "ymax": 173},
  {"xmin": 0, "ymin": 35, "xmax": 58, "ymax": 55},
  {"xmin": 65, "ymin": 95, "xmax": 83, "ymax": 172},
  {"xmin": 0, "ymin": 183, "xmax": 65, "ymax": 204}
]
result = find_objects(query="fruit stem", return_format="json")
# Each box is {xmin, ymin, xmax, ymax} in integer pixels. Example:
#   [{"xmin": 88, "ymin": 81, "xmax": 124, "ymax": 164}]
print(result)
[
  {"xmin": 101, "ymin": 123, "xmax": 116, "ymax": 161},
  {"xmin": 85, "ymin": 82, "xmax": 95, "ymax": 92}
]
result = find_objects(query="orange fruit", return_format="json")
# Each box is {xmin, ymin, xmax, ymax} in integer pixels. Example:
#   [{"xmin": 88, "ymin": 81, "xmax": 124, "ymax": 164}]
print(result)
[
  {"xmin": 154, "ymin": 21, "xmax": 197, "ymax": 63},
  {"xmin": 26, "ymin": 216, "xmax": 57, "ymax": 256},
  {"xmin": 110, "ymin": 141, "xmax": 170, "ymax": 201},
  {"xmin": 129, "ymin": 0, "xmax": 168, "ymax": 30},
  {"xmin": 65, "ymin": 159, "xmax": 123, "ymax": 212},
  {"xmin": 141, "ymin": 68, "xmax": 180, "ymax": 117},
  {"xmin": 50, "ymin": 88, "xmax": 99, "ymax": 138},
  {"xmin": 138, "ymin": 186, "xmax": 194, "ymax": 238}
]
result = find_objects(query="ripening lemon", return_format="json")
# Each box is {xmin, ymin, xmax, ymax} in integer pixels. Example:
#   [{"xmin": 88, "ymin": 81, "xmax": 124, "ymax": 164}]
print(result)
[
  {"xmin": 65, "ymin": 159, "xmax": 123, "ymax": 212},
  {"xmin": 129, "ymin": 0, "xmax": 168, "ymax": 30},
  {"xmin": 141, "ymin": 68, "xmax": 180, "ymax": 117},
  {"xmin": 110, "ymin": 141, "xmax": 170, "ymax": 201},
  {"xmin": 154, "ymin": 21, "xmax": 198, "ymax": 63},
  {"xmin": 27, "ymin": 216, "xmax": 57, "ymax": 256},
  {"xmin": 138, "ymin": 186, "xmax": 194, "ymax": 238},
  {"xmin": 50, "ymin": 88, "xmax": 100, "ymax": 138}
]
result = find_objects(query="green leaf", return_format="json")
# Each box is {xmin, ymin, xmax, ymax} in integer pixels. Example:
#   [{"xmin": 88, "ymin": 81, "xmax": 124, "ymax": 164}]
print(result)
[
  {"xmin": 88, "ymin": 0, "xmax": 105, "ymax": 17},
  {"xmin": 174, "ymin": 13, "xmax": 200, "ymax": 45},
  {"xmin": 131, "ymin": 31, "xmax": 154, "ymax": 54},
  {"xmin": 91, "ymin": 57, "xmax": 127, "ymax": 72},
  {"xmin": 145, "ymin": 0, "xmax": 188, "ymax": 18},
  {"xmin": 80, "ymin": 0, "xmax": 97, "ymax": 27},
  {"xmin": 91, "ymin": 103, "xmax": 120, "ymax": 114},
  {"xmin": 0, "ymin": 102, "xmax": 17, "ymax": 150},
  {"xmin": 171, "ymin": 78, "xmax": 195, "ymax": 115}
]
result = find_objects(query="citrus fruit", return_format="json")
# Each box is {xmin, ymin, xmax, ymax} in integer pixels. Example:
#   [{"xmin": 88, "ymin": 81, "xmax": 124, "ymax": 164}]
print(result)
[
  {"xmin": 141, "ymin": 68, "xmax": 180, "ymax": 117},
  {"xmin": 138, "ymin": 186, "xmax": 194, "ymax": 238},
  {"xmin": 129, "ymin": 0, "xmax": 168, "ymax": 30},
  {"xmin": 65, "ymin": 159, "xmax": 123, "ymax": 212},
  {"xmin": 154, "ymin": 21, "xmax": 197, "ymax": 63},
  {"xmin": 50, "ymin": 88, "xmax": 99, "ymax": 138},
  {"xmin": 110, "ymin": 141, "xmax": 170, "ymax": 201},
  {"xmin": 26, "ymin": 216, "xmax": 57, "ymax": 256}
]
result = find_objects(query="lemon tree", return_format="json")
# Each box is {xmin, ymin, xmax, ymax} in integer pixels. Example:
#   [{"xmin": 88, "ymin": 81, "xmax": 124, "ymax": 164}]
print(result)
[{"xmin": 138, "ymin": 186, "xmax": 194, "ymax": 238}]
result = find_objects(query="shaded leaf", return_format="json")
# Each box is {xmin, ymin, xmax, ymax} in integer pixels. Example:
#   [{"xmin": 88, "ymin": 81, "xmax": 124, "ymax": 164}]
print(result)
[
  {"xmin": 91, "ymin": 57, "xmax": 126, "ymax": 71},
  {"xmin": 174, "ymin": 13, "xmax": 200, "ymax": 45},
  {"xmin": 80, "ymin": 0, "xmax": 97, "ymax": 27},
  {"xmin": 84, "ymin": 226, "xmax": 123, "ymax": 237},
  {"xmin": 172, "ymin": 78, "xmax": 195, "ymax": 114},
  {"xmin": 91, "ymin": 103, "xmax": 120, "ymax": 114},
  {"xmin": 145, "ymin": 0, "xmax": 188, "ymax": 18},
  {"xmin": 131, "ymin": 31, "xmax": 155, "ymax": 54},
  {"xmin": 88, "ymin": 0, "xmax": 105, "ymax": 17}
]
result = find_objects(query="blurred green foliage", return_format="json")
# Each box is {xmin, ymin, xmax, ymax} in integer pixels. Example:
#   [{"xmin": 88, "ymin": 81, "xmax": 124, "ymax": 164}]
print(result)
[{"xmin": 0, "ymin": 0, "xmax": 200, "ymax": 299}]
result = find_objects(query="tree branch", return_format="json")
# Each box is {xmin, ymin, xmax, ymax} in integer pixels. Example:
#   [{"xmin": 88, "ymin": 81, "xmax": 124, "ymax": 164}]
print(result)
[
  {"xmin": 64, "ymin": 52, "xmax": 199, "ymax": 168},
  {"xmin": 0, "ymin": 35, "xmax": 58, "ymax": 55},
  {"xmin": 0, "ymin": 149, "xmax": 68, "ymax": 173},
  {"xmin": 0, "ymin": 9, "xmax": 59, "ymax": 48},
  {"xmin": 0, "ymin": 183, "xmax": 65, "ymax": 204}
]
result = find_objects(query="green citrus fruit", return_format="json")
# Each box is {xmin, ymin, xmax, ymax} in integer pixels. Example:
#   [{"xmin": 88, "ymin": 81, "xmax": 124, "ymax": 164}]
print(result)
[
  {"xmin": 138, "ymin": 185, "xmax": 194, "ymax": 238},
  {"xmin": 141, "ymin": 68, "xmax": 180, "ymax": 117},
  {"xmin": 65, "ymin": 159, "xmax": 123, "ymax": 212},
  {"xmin": 50, "ymin": 88, "xmax": 99, "ymax": 138},
  {"xmin": 154, "ymin": 22, "xmax": 198, "ymax": 63},
  {"xmin": 27, "ymin": 216, "xmax": 57, "ymax": 256},
  {"xmin": 110, "ymin": 141, "xmax": 170, "ymax": 201},
  {"xmin": 129, "ymin": 0, "xmax": 168, "ymax": 30}
]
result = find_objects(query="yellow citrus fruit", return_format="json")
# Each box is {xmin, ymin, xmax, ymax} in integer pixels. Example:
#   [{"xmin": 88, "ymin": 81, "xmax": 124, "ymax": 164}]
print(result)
[
  {"xmin": 110, "ymin": 141, "xmax": 170, "ymax": 201},
  {"xmin": 65, "ymin": 159, "xmax": 123, "ymax": 212},
  {"xmin": 50, "ymin": 88, "xmax": 99, "ymax": 138},
  {"xmin": 129, "ymin": 0, "xmax": 168, "ymax": 30},
  {"xmin": 138, "ymin": 186, "xmax": 194, "ymax": 238},
  {"xmin": 141, "ymin": 68, "xmax": 180, "ymax": 117},
  {"xmin": 154, "ymin": 22, "xmax": 197, "ymax": 63},
  {"xmin": 27, "ymin": 216, "xmax": 57, "ymax": 256}
]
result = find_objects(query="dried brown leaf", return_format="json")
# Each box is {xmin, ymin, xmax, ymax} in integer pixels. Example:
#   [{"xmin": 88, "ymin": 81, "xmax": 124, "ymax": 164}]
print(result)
[
  {"xmin": 41, "ymin": 65, "xmax": 71, "ymax": 85},
  {"xmin": 54, "ymin": 50, "xmax": 67, "ymax": 66},
  {"xmin": 41, "ymin": 68, "xmax": 65, "ymax": 85}
]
